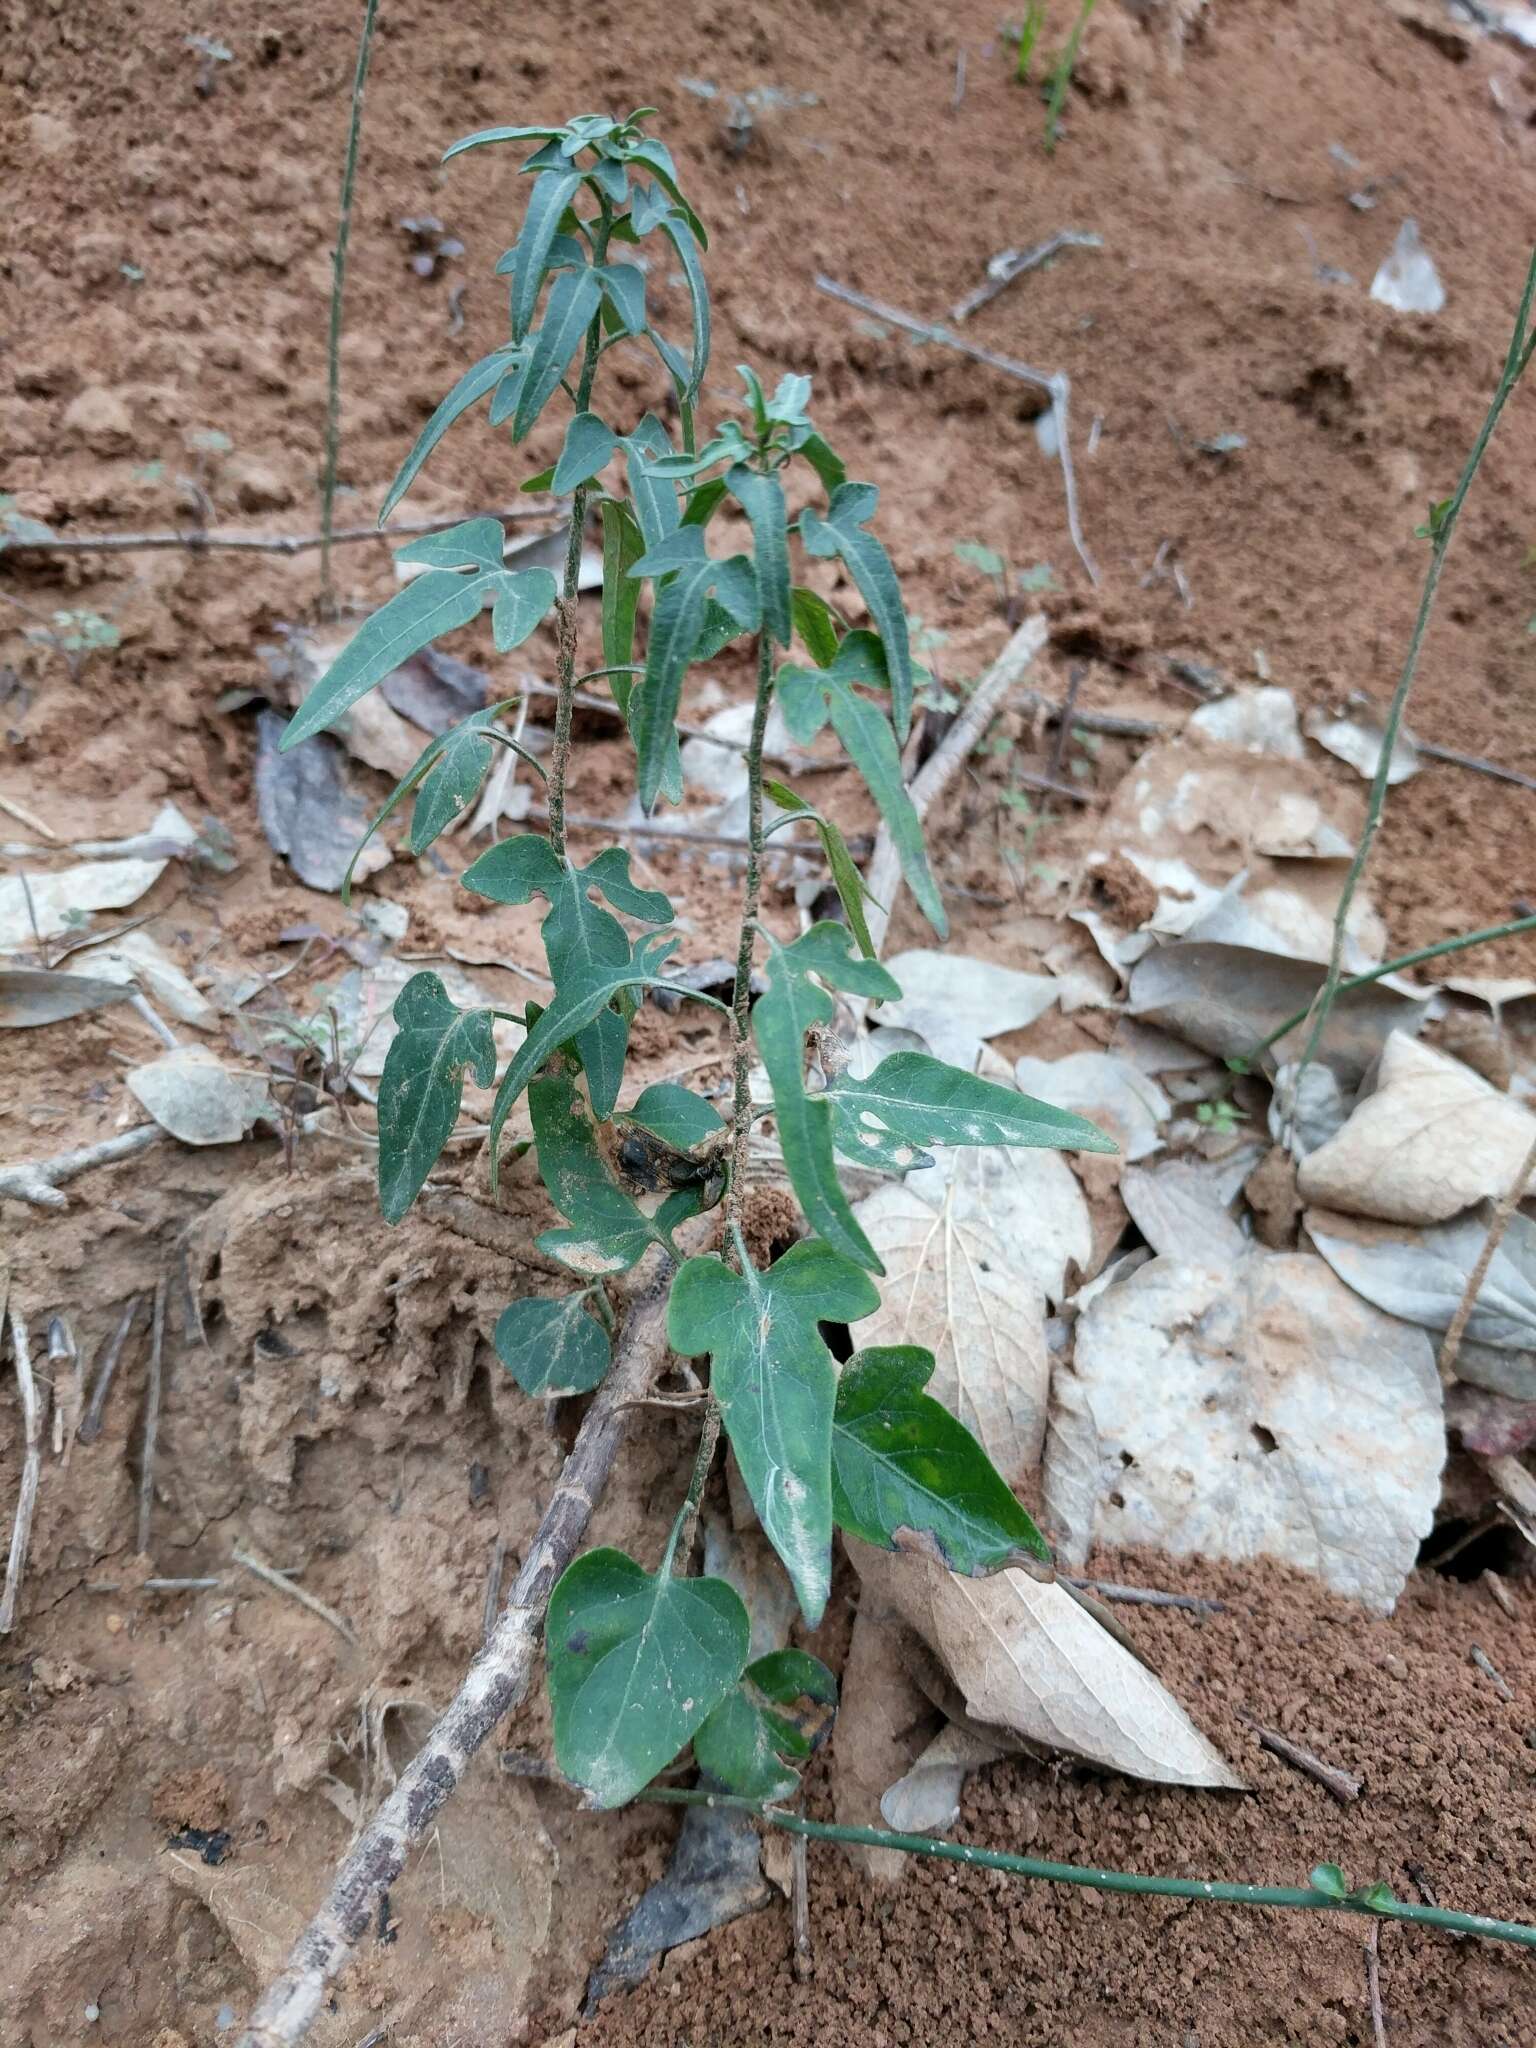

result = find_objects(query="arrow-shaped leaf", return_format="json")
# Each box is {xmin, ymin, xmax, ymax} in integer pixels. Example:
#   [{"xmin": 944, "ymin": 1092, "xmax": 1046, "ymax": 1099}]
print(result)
[
  {"xmin": 620, "ymin": 414, "xmax": 681, "ymax": 551},
  {"xmin": 692, "ymin": 1648, "xmax": 837, "ymax": 1800},
  {"xmin": 380, "ymin": 352, "xmax": 515, "ymax": 525},
  {"xmin": 548, "ymin": 1543, "xmax": 749, "ymax": 1808},
  {"xmin": 443, "ymin": 122, "xmax": 565, "ymax": 162},
  {"xmin": 799, "ymin": 481, "xmax": 914, "ymax": 741},
  {"xmin": 827, "ymin": 1051, "xmax": 1118, "ymax": 1175},
  {"xmin": 623, "ymin": 1081, "xmax": 725, "ymax": 1152},
  {"xmin": 512, "ymin": 265, "xmax": 603, "ymax": 441},
  {"xmin": 593, "ymin": 261, "xmax": 647, "ymax": 336},
  {"xmin": 377, "ymin": 972, "xmax": 496, "ymax": 1223},
  {"xmin": 754, "ymin": 924, "xmax": 900, "ymax": 1273},
  {"xmin": 495, "ymin": 1292, "xmax": 611, "ymax": 1397},
  {"xmin": 669, "ymin": 1237, "xmax": 881, "ymax": 1623},
  {"xmin": 763, "ymin": 781, "xmax": 877, "ymax": 959},
  {"xmin": 394, "ymin": 516, "xmax": 506, "ymax": 574},
  {"xmin": 529, "ymin": 1065, "xmax": 670, "ymax": 1275},
  {"xmin": 600, "ymin": 498, "xmax": 645, "ymax": 708},
  {"xmin": 506, "ymin": 165, "xmax": 584, "ymax": 342},
  {"xmin": 657, "ymin": 212, "xmax": 710, "ymax": 400},
  {"xmin": 727, "ymin": 464, "xmax": 790, "ymax": 646},
  {"xmin": 831, "ymin": 1346, "xmax": 1052, "ymax": 1574}
]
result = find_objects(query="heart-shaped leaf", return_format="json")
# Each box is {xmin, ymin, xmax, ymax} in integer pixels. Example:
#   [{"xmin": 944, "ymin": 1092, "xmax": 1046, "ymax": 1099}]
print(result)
[
  {"xmin": 495, "ymin": 1292, "xmax": 611, "ymax": 1397},
  {"xmin": 692, "ymin": 1649, "xmax": 837, "ymax": 1800},
  {"xmin": 669, "ymin": 1238, "xmax": 881, "ymax": 1624},
  {"xmin": 548, "ymin": 1544, "xmax": 748, "ymax": 1807},
  {"xmin": 377, "ymin": 972, "xmax": 496, "ymax": 1223}
]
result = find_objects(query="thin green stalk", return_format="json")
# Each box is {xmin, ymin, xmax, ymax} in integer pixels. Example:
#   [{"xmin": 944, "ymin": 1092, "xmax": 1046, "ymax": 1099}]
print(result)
[
  {"xmin": 639, "ymin": 1789, "xmax": 1536, "ymax": 1950},
  {"xmin": 319, "ymin": 0, "xmax": 380, "ymax": 613},
  {"xmin": 725, "ymin": 631, "xmax": 777, "ymax": 1228},
  {"xmin": 1289, "ymin": 248, "xmax": 1536, "ymax": 1108},
  {"xmin": 1044, "ymin": 0, "xmax": 1097, "ymax": 152},
  {"xmin": 547, "ymin": 208, "xmax": 613, "ymax": 861},
  {"xmin": 1242, "ymin": 907, "xmax": 1536, "ymax": 1066}
]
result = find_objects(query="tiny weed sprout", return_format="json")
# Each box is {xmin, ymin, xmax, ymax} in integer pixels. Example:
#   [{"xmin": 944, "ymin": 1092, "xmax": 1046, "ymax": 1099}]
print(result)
[{"xmin": 281, "ymin": 107, "xmax": 1115, "ymax": 1813}]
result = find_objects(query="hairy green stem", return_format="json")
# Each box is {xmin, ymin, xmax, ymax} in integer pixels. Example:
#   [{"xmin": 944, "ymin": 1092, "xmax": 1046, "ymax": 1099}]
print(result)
[
  {"xmin": 725, "ymin": 631, "xmax": 777, "ymax": 1230},
  {"xmin": 319, "ymin": 0, "xmax": 380, "ymax": 612},
  {"xmin": 547, "ymin": 209, "xmax": 613, "ymax": 862},
  {"xmin": 1288, "ymin": 247, "xmax": 1536, "ymax": 1111},
  {"xmin": 1242, "ymin": 907, "xmax": 1536, "ymax": 1066},
  {"xmin": 639, "ymin": 1790, "xmax": 1536, "ymax": 1949}
]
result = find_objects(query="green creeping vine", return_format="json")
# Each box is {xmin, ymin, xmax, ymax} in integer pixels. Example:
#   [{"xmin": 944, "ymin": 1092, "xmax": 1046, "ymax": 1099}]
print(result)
[{"xmin": 282, "ymin": 110, "xmax": 1116, "ymax": 1813}]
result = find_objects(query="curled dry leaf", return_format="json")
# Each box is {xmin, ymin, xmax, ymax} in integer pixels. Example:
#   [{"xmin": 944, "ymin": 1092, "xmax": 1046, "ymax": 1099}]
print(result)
[
  {"xmin": 847, "ymin": 1539, "xmax": 1244, "ymax": 1789},
  {"xmin": 1298, "ymin": 1033, "xmax": 1536, "ymax": 1225},
  {"xmin": 880, "ymin": 1721, "xmax": 1017, "ymax": 1836},
  {"xmin": 1185, "ymin": 686, "xmax": 1306, "ymax": 760},
  {"xmin": 1303, "ymin": 702, "xmax": 1420, "ymax": 784},
  {"xmin": 877, "ymin": 949, "xmax": 1059, "ymax": 1072},
  {"xmin": 0, "ymin": 966, "xmax": 135, "ymax": 1029},
  {"xmin": 852, "ymin": 1145, "xmax": 1090, "ymax": 1486},
  {"xmin": 1045, "ymin": 1252, "xmax": 1444, "ymax": 1612}
]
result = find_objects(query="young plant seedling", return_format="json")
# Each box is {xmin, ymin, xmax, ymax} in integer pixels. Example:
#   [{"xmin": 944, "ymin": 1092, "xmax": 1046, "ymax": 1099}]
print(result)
[{"xmin": 281, "ymin": 108, "xmax": 1117, "ymax": 1815}]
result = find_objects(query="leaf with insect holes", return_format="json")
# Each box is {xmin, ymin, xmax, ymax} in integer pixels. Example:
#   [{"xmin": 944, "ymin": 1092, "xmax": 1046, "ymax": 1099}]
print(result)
[
  {"xmin": 593, "ymin": 262, "xmax": 647, "ymax": 337},
  {"xmin": 494, "ymin": 1292, "xmax": 611, "ymax": 1397},
  {"xmin": 777, "ymin": 631, "xmax": 946, "ymax": 938},
  {"xmin": 754, "ymin": 924, "xmax": 900, "ymax": 1272},
  {"xmin": 831, "ymin": 1346, "xmax": 1051, "ymax": 1575},
  {"xmin": 552, "ymin": 411, "xmax": 619, "ymax": 495},
  {"xmin": 693, "ymin": 1649, "xmax": 837, "ymax": 1800},
  {"xmin": 726, "ymin": 465, "xmax": 791, "ymax": 645},
  {"xmin": 622, "ymin": 1081, "xmax": 725, "ymax": 1152},
  {"xmin": 621, "ymin": 415, "xmax": 682, "ymax": 551},
  {"xmin": 826, "ymin": 1052, "xmax": 1117, "ymax": 1176},
  {"xmin": 463, "ymin": 835, "xmax": 673, "ymax": 1120},
  {"xmin": 512, "ymin": 266, "xmax": 603, "ymax": 441},
  {"xmin": 628, "ymin": 530, "xmax": 757, "ymax": 811},
  {"xmin": 764, "ymin": 781, "xmax": 877, "ymax": 959},
  {"xmin": 377, "ymin": 972, "xmax": 496, "ymax": 1223},
  {"xmin": 670, "ymin": 1238, "xmax": 881, "ymax": 1624},
  {"xmin": 599, "ymin": 499, "xmax": 645, "ymax": 713},
  {"xmin": 548, "ymin": 1544, "xmax": 748, "ymax": 1808},
  {"xmin": 486, "ymin": 930, "xmax": 688, "ymax": 1173},
  {"xmin": 379, "ymin": 354, "xmax": 518, "ymax": 524},
  {"xmin": 529, "ymin": 1067, "xmax": 680, "ymax": 1273},
  {"xmin": 799, "ymin": 482, "xmax": 913, "ymax": 741},
  {"xmin": 504, "ymin": 166, "xmax": 584, "ymax": 341}
]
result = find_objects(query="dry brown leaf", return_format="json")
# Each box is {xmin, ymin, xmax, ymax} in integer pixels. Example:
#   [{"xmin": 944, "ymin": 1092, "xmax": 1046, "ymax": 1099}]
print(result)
[
  {"xmin": 847, "ymin": 1541, "xmax": 1243, "ymax": 1789},
  {"xmin": 1298, "ymin": 1032, "xmax": 1536, "ymax": 1225},
  {"xmin": 829, "ymin": 1602, "xmax": 940, "ymax": 1882},
  {"xmin": 1120, "ymin": 1146, "xmax": 1262, "ymax": 1266}
]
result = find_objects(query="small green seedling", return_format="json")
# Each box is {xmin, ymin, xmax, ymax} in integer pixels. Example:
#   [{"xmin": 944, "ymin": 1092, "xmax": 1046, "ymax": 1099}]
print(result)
[{"xmin": 282, "ymin": 108, "xmax": 1116, "ymax": 1814}]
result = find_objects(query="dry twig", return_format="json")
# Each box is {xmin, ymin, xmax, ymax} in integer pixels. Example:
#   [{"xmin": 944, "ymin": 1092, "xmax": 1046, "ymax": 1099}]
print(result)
[
  {"xmin": 1, "ymin": 503, "xmax": 559, "ymax": 559},
  {"xmin": 1238, "ymin": 1712, "xmax": 1362, "ymax": 1804},
  {"xmin": 1468, "ymin": 1644, "xmax": 1514, "ymax": 1702},
  {"xmin": 1437, "ymin": 1131, "xmax": 1536, "ymax": 1384},
  {"xmin": 1, "ymin": 1292, "xmax": 47, "ymax": 1633},
  {"xmin": 1365, "ymin": 1923, "xmax": 1387, "ymax": 2048},
  {"xmin": 78, "ymin": 1295, "xmax": 145, "ymax": 1445},
  {"xmin": 135, "ymin": 1277, "xmax": 168, "ymax": 1555},
  {"xmin": 1063, "ymin": 1576, "xmax": 1225, "ymax": 1615},
  {"xmin": 233, "ymin": 1546, "xmax": 360, "ymax": 1648},
  {"xmin": 950, "ymin": 229, "xmax": 1102, "ymax": 322}
]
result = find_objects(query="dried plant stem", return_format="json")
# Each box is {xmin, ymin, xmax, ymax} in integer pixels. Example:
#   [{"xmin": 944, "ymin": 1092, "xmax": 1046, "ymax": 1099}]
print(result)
[
  {"xmin": 0, "ymin": 1125, "xmax": 164, "ymax": 1211},
  {"xmin": 1286, "ymin": 247, "xmax": 1536, "ymax": 1108},
  {"xmin": 4, "ymin": 505, "xmax": 558, "ymax": 559},
  {"xmin": 319, "ymin": 0, "xmax": 381, "ymax": 609},
  {"xmin": 232, "ymin": 1546, "xmax": 359, "ymax": 1648},
  {"xmin": 1438, "ymin": 1129, "xmax": 1536, "ymax": 1385},
  {"xmin": 78, "ymin": 1295, "xmax": 145, "ymax": 1444},
  {"xmin": 134, "ymin": 1277, "xmax": 168, "ymax": 1555},
  {"xmin": 235, "ymin": 1257, "xmax": 680, "ymax": 2048},
  {"xmin": 1, "ymin": 1297, "xmax": 46, "ymax": 1634},
  {"xmin": 1238, "ymin": 1713, "xmax": 1362, "ymax": 1804},
  {"xmin": 637, "ymin": 1790, "xmax": 1536, "ymax": 1948}
]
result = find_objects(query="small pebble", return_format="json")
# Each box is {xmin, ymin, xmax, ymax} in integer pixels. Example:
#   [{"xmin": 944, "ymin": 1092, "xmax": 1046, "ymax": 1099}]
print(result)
[
  {"xmin": 104, "ymin": 1613, "xmax": 125, "ymax": 1635},
  {"xmin": 84, "ymin": 2005, "xmax": 100, "ymax": 2024}
]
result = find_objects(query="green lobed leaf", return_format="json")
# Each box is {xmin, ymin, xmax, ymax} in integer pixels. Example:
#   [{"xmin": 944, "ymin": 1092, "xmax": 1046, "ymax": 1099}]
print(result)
[
  {"xmin": 620, "ymin": 416, "xmax": 681, "ymax": 552},
  {"xmin": 409, "ymin": 710, "xmax": 543, "ymax": 856},
  {"xmin": 394, "ymin": 516, "xmax": 506, "ymax": 574},
  {"xmin": 492, "ymin": 567, "xmax": 560, "ymax": 652},
  {"xmin": 763, "ymin": 781, "xmax": 877, "ymax": 960},
  {"xmin": 600, "ymin": 499, "xmax": 645, "ymax": 709},
  {"xmin": 506, "ymin": 166, "xmax": 584, "ymax": 342},
  {"xmin": 548, "ymin": 1543, "xmax": 749, "ymax": 1808},
  {"xmin": 593, "ymin": 261, "xmax": 647, "ymax": 336},
  {"xmin": 494, "ymin": 1292, "xmax": 611, "ymax": 1397},
  {"xmin": 826, "ymin": 1051, "xmax": 1117, "ymax": 1175},
  {"xmin": 630, "ymin": 550, "xmax": 748, "ymax": 811},
  {"xmin": 831, "ymin": 1346, "xmax": 1052, "ymax": 1573},
  {"xmin": 658, "ymin": 212, "xmax": 710, "ymax": 401},
  {"xmin": 692, "ymin": 1649, "xmax": 837, "ymax": 1800},
  {"xmin": 377, "ymin": 973, "xmax": 496, "ymax": 1224},
  {"xmin": 753, "ymin": 925, "xmax": 900, "ymax": 1273},
  {"xmin": 443, "ymin": 123, "xmax": 565, "ymax": 162},
  {"xmin": 610, "ymin": 135, "xmax": 708, "ymax": 248},
  {"xmin": 380, "ymin": 352, "xmax": 516, "ymax": 524},
  {"xmin": 726, "ymin": 464, "xmax": 791, "ymax": 646},
  {"xmin": 681, "ymin": 477, "xmax": 730, "ymax": 531},
  {"xmin": 529, "ymin": 1066, "xmax": 669, "ymax": 1274},
  {"xmin": 512, "ymin": 265, "xmax": 603, "ymax": 441},
  {"xmin": 797, "ymin": 432, "xmax": 847, "ymax": 495},
  {"xmin": 553, "ymin": 410, "xmax": 619, "ymax": 494},
  {"xmin": 622, "ymin": 1081, "xmax": 725, "ymax": 1152},
  {"xmin": 669, "ymin": 1238, "xmax": 880, "ymax": 1623},
  {"xmin": 799, "ymin": 482, "xmax": 914, "ymax": 741}
]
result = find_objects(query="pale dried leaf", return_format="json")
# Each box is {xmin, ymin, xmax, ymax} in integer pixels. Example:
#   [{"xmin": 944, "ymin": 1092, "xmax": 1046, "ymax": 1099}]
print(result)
[
  {"xmin": 1186, "ymin": 687, "xmax": 1305, "ymax": 759},
  {"xmin": 1180, "ymin": 867, "xmax": 1385, "ymax": 971},
  {"xmin": 127, "ymin": 1046, "xmax": 271, "ymax": 1145},
  {"xmin": 880, "ymin": 1722, "xmax": 1017, "ymax": 1836},
  {"xmin": 0, "ymin": 856, "xmax": 172, "ymax": 950},
  {"xmin": 1013, "ymin": 1051, "xmax": 1169, "ymax": 1163},
  {"xmin": 848, "ymin": 1540, "xmax": 1243, "ymax": 1788},
  {"xmin": 1047, "ymin": 1252, "xmax": 1444, "ymax": 1611},
  {"xmin": 1298, "ymin": 1033, "xmax": 1536, "ymax": 1225},
  {"xmin": 830, "ymin": 1603, "xmax": 939, "ymax": 1882},
  {"xmin": 1268, "ymin": 1061, "xmax": 1349, "ymax": 1158},
  {"xmin": 1120, "ymin": 1147, "xmax": 1262, "ymax": 1266},
  {"xmin": 882, "ymin": 950, "xmax": 1059, "ymax": 1043},
  {"xmin": 69, "ymin": 928, "xmax": 217, "ymax": 1030},
  {"xmin": 1303, "ymin": 704, "xmax": 1420, "ymax": 784},
  {"xmin": 0, "ymin": 966, "xmax": 134, "ymax": 1029}
]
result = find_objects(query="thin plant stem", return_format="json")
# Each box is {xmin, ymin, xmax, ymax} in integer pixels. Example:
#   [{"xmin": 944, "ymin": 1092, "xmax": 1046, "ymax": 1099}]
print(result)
[
  {"xmin": 1242, "ymin": 907, "xmax": 1536, "ymax": 1065},
  {"xmin": 547, "ymin": 207, "xmax": 612, "ymax": 861},
  {"xmin": 319, "ymin": 0, "xmax": 380, "ymax": 612},
  {"xmin": 725, "ymin": 630, "xmax": 777, "ymax": 1230},
  {"xmin": 1437, "ymin": 1129, "xmax": 1536, "ymax": 1385},
  {"xmin": 1287, "ymin": 248, "xmax": 1536, "ymax": 1111},
  {"xmin": 637, "ymin": 1789, "xmax": 1536, "ymax": 1950},
  {"xmin": 1045, "ymin": 0, "xmax": 1098, "ymax": 152},
  {"xmin": 672, "ymin": 1398, "xmax": 723, "ymax": 1574}
]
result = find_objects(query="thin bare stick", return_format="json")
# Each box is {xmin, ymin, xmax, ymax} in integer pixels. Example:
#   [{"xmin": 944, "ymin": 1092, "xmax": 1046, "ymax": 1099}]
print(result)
[
  {"xmin": 1468, "ymin": 1644, "xmax": 1514, "ymax": 1702},
  {"xmin": 0, "ymin": 791, "xmax": 57, "ymax": 839},
  {"xmin": 791, "ymin": 1830, "xmax": 813, "ymax": 1980},
  {"xmin": 2, "ymin": 1295, "xmax": 46, "ymax": 1633},
  {"xmin": 135, "ymin": 1277, "xmax": 168, "ymax": 1555},
  {"xmin": 1366, "ymin": 1923, "xmax": 1387, "ymax": 2048},
  {"xmin": 0, "ymin": 1126, "xmax": 164, "ymax": 1210},
  {"xmin": 1438, "ymin": 1132, "xmax": 1536, "ymax": 1385},
  {"xmin": 1012, "ymin": 767, "xmax": 1095, "ymax": 806},
  {"xmin": 863, "ymin": 616, "xmax": 1049, "ymax": 960},
  {"xmin": 814, "ymin": 276, "xmax": 1098, "ymax": 584},
  {"xmin": 233, "ymin": 1546, "xmax": 359, "ymax": 1648},
  {"xmin": 1, "ymin": 504, "xmax": 559, "ymax": 559},
  {"xmin": 235, "ymin": 1256, "xmax": 680, "ymax": 2048},
  {"xmin": 950, "ymin": 230, "xmax": 1102, "ymax": 322},
  {"xmin": 78, "ymin": 1296, "xmax": 145, "ymax": 1445},
  {"xmin": 1415, "ymin": 739, "xmax": 1536, "ymax": 796},
  {"xmin": 319, "ymin": 0, "xmax": 380, "ymax": 608},
  {"xmin": 1238, "ymin": 1712, "xmax": 1362, "ymax": 1804},
  {"xmin": 1063, "ymin": 1576, "xmax": 1225, "ymax": 1615},
  {"xmin": 481, "ymin": 1536, "xmax": 507, "ymax": 1645},
  {"xmin": 47, "ymin": 1316, "xmax": 77, "ymax": 1459}
]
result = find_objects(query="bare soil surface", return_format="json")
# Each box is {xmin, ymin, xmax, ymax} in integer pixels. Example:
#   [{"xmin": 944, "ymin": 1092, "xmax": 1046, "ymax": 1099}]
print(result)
[{"xmin": 3, "ymin": 2, "xmax": 1536, "ymax": 2044}]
